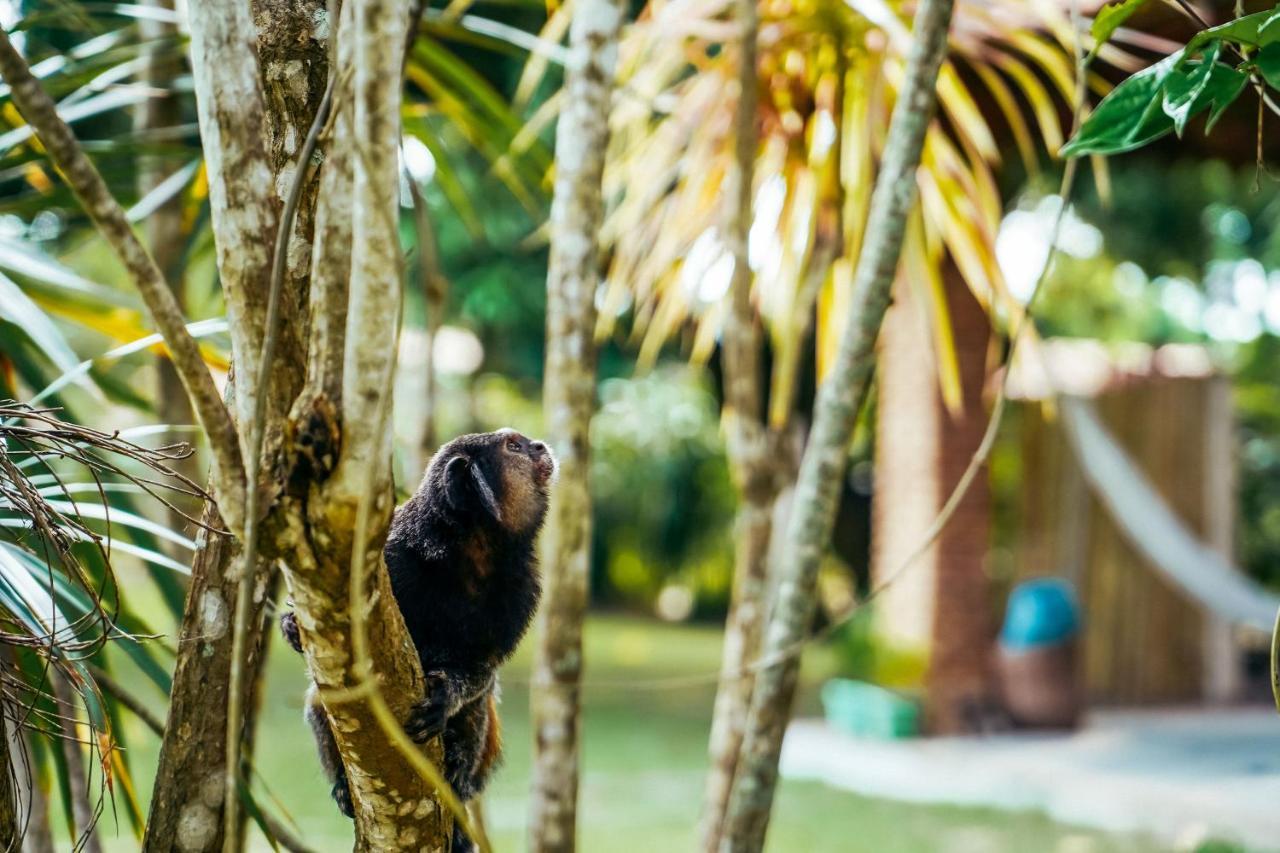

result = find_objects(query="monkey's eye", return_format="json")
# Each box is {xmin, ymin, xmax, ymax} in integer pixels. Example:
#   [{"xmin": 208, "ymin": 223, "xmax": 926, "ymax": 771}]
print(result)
[{"xmin": 506, "ymin": 437, "xmax": 521, "ymax": 452}]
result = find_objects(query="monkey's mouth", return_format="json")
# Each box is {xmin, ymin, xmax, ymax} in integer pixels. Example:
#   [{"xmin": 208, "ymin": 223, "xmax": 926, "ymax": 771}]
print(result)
[{"xmin": 533, "ymin": 456, "xmax": 556, "ymax": 485}]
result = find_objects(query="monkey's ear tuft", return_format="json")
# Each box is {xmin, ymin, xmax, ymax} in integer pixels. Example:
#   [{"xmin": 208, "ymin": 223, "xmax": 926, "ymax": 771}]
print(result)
[{"xmin": 444, "ymin": 455, "xmax": 502, "ymax": 523}]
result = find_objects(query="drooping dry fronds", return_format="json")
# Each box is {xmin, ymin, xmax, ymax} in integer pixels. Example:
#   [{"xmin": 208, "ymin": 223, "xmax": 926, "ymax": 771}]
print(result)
[
  {"xmin": 0, "ymin": 400, "xmax": 210, "ymax": 654},
  {"xmin": 597, "ymin": 0, "xmax": 1129, "ymax": 418}
]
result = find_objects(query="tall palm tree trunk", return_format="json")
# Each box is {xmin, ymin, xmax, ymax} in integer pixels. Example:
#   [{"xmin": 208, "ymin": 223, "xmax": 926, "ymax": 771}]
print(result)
[
  {"xmin": 926, "ymin": 265, "xmax": 995, "ymax": 732},
  {"xmin": 527, "ymin": 0, "xmax": 624, "ymax": 849},
  {"xmin": 872, "ymin": 264, "xmax": 995, "ymax": 732},
  {"xmin": 719, "ymin": 0, "xmax": 956, "ymax": 847}
]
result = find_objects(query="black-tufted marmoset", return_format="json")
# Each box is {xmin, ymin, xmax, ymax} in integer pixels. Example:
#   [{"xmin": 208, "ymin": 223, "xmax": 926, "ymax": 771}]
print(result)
[{"xmin": 280, "ymin": 428, "xmax": 554, "ymax": 851}]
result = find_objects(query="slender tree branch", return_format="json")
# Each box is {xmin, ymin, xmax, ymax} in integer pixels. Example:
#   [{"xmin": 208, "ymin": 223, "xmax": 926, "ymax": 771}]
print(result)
[
  {"xmin": 187, "ymin": 0, "xmax": 283, "ymax": 434},
  {"xmin": 700, "ymin": 0, "xmax": 775, "ymax": 847},
  {"xmin": 720, "ymin": 0, "xmax": 956, "ymax": 846},
  {"xmin": 0, "ymin": 28, "xmax": 246, "ymax": 534},
  {"xmin": 528, "ymin": 0, "xmax": 625, "ymax": 848}
]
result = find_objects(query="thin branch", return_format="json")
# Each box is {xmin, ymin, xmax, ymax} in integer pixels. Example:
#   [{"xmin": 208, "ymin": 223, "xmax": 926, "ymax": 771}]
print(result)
[
  {"xmin": 721, "ymin": 0, "xmax": 956, "ymax": 843},
  {"xmin": 0, "ymin": 30, "xmax": 246, "ymax": 535}
]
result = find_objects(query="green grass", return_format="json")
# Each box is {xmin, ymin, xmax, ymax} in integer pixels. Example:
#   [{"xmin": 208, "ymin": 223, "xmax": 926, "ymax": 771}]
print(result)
[{"xmin": 92, "ymin": 614, "xmax": 1164, "ymax": 852}]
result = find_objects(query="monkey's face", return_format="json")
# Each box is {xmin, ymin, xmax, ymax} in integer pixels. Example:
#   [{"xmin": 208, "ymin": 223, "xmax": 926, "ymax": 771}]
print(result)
[{"xmin": 428, "ymin": 429, "xmax": 555, "ymax": 536}]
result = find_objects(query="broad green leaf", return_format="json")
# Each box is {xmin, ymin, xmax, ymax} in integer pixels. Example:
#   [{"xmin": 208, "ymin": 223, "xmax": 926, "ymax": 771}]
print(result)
[
  {"xmin": 1256, "ymin": 42, "xmax": 1280, "ymax": 89},
  {"xmin": 1062, "ymin": 49, "xmax": 1184, "ymax": 156},
  {"xmin": 1162, "ymin": 44, "xmax": 1247, "ymax": 136},
  {"xmin": 1186, "ymin": 8, "xmax": 1280, "ymax": 54},
  {"xmin": 1090, "ymin": 0, "xmax": 1151, "ymax": 59},
  {"xmin": 1260, "ymin": 9, "xmax": 1280, "ymax": 42},
  {"xmin": 0, "ymin": 271, "xmax": 83, "ymax": 375}
]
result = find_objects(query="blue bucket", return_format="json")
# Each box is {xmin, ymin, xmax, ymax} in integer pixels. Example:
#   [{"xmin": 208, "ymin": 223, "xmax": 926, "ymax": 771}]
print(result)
[{"xmin": 1000, "ymin": 578, "xmax": 1081, "ymax": 650}]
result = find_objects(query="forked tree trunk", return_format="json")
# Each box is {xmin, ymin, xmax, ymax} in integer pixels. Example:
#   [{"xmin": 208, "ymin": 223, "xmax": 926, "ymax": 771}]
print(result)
[
  {"xmin": 527, "ymin": 0, "xmax": 623, "ymax": 849},
  {"xmin": 273, "ymin": 0, "xmax": 453, "ymax": 846},
  {"xmin": 0, "ymin": 2, "xmax": 440, "ymax": 849},
  {"xmin": 144, "ymin": 1, "xmax": 328, "ymax": 850},
  {"xmin": 719, "ymin": 0, "xmax": 956, "ymax": 848},
  {"xmin": 699, "ymin": 0, "xmax": 777, "ymax": 847}
]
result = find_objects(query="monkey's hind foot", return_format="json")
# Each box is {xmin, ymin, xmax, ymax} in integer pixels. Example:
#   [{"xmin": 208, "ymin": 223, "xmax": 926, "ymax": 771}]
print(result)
[
  {"xmin": 332, "ymin": 777, "xmax": 354, "ymax": 819},
  {"xmin": 404, "ymin": 671, "xmax": 452, "ymax": 743},
  {"xmin": 280, "ymin": 611, "xmax": 303, "ymax": 654},
  {"xmin": 451, "ymin": 823, "xmax": 477, "ymax": 853}
]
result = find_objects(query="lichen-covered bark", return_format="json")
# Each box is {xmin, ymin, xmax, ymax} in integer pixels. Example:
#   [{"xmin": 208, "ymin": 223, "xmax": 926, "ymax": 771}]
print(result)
[
  {"xmin": 274, "ymin": 0, "xmax": 451, "ymax": 847},
  {"xmin": 142, "ymin": 503, "xmax": 280, "ymax": 853},
  {"xmin": 719, "ymin": 0, "xmax": 956, "ymax": 848},
  {"xmin": 0, "ymin": 27, "xmax": 245, "ymax": 532},
  {"xmin": 527, "ymin": 0, "xmax": 623, "ymax": 849},
  {"xmin": 698, "ymin": 2, "xmax": 775, "ymax": 847},
  {"xmin": 145, "ymin": 2, "xmax": 328, "ymax": 850}
]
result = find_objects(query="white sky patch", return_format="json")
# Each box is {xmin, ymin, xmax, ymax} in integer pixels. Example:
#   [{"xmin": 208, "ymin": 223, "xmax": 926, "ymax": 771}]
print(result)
[
  {"xmin": 811, "ymin": 111, "xmax": 837, "ymax": 160},
  {"xmin": 749, "ymin": 174, "xmax": 786, "ymax": 276},
  {"xmin": 402, "ymin": 136, "xmax": 437, "ymax": 183},
  {"xmin": 1159, "ymin": 276, "xmax": 1204, "ymax": 334},
  {"xmin": 1264, "ymin": 273, "xmax": 1280, "ymax": 335},
  {"xmin": 996, "ymin": 195, "xmax": 1104, "ymax": 304},
  {"xmin": 401, "ymin": 325, "xmax": 485, "ymax": 375},
  {"xmin": 680, "ymin": 228, "xmax": 734, "ymax": 305},
  {"xmin": 0, "ymin": 2, "xmax": 19, "ymax": 40},
  {"xmin": 1233, "ymin": 259, "xmax": 1268, "ymax": 314}
]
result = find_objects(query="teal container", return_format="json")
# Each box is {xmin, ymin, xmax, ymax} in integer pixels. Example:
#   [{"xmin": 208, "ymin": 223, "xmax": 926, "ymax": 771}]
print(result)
[
  {"xmin": 1000, "ymin": 578, "xmax": 1081, "ymax": 650},
  {"xmin": 820, "ymin": 678, "xmax": 919, "ymax": 739}
]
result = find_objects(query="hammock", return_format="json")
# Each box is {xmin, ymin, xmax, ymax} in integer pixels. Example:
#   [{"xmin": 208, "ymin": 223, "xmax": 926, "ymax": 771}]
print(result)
[{"xmin": 1060, "ymin": 396, "xmax": 1280, "ymax": 633}]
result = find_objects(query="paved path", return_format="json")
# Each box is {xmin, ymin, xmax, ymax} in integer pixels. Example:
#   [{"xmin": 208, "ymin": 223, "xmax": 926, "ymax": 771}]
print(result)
[{"xmin": 781, "ymin": 708, "xmax": 1280, "ymax": 850}]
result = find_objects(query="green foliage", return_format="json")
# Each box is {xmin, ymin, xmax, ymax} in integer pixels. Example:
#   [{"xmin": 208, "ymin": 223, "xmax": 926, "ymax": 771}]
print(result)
[
  {"xmin": 590, "ymin": 368, "xmax": 735, "ymax": 613},
  {"xmin": 1063, "ymin": 6, "xmax": 1280, "ymax": 157},
  {"xmin": 1062, "ymin": 47, "xmax": 1246, "ymax": 156},
  {"xmin": 1089, "ymin": 0, "xmax": 1151, "ymax": 60}
]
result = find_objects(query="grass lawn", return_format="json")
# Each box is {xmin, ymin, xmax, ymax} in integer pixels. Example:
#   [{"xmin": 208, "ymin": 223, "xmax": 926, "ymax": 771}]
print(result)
[{"xmin": 93, "ymin": 613, "xmax": 1165, "ymax": 851}]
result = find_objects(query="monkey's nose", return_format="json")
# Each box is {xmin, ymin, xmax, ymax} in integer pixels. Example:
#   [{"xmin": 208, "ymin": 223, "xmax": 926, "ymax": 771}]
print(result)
[{"xmin": 529, "ymin": 440, "xmax": 548, "ymax": 457}]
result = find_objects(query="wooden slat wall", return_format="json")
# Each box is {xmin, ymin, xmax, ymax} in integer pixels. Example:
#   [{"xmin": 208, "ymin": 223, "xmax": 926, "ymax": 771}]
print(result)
[{"xmin": 1014, "ymin": 378, "xmax": 1225, "ymax": 705}]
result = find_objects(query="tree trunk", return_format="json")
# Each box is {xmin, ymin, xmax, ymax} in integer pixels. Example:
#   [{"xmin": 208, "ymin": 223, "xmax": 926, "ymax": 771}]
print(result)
[
  {"xmin": 527, "ymin": 1, "xmax": 623, "ymax": 849},
  {"xmin": 144, "ymin": 2, "xmax": 328, "ymax": 850},
  {"xmin": 924, "ymin": 266, "xmax": 994, "ymax": 733},
  {"xmin": 719, "ymin": 0, "xmax": 956, "ymax": 848},
  {"xmin": 143, "ymin": 508, "xmax": 279, "ymax": 853},
  {"xmin": 699, "ymin": 1, "xmax": 776, "ymax": 847},
  {"xmin": 272, "ymin": 0, "xmax": 453, "ymax": 846},
  {"xmin": 871, "ymin": 263, "xmax": 996, "ymax": 734},
  {"xmin": 19, "ymin": 736, "xmax": 53, "ymax": 853},
  {"xmin": 0, "ymin": 701, "xmax": 16, "ymax": 851}
]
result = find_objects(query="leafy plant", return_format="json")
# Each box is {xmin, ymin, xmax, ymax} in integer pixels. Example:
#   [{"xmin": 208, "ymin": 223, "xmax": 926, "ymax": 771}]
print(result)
[
  {"xmin": 0, "ymin": 400, "xmax": 202, "ymax": 843},
  {"xmin": 589, "ymin": 0, "xmax": 1104, "ymax": 419},
  {"xmin": 1064, "ymin": 5, "xmax": 1280, "ymax": 157}
]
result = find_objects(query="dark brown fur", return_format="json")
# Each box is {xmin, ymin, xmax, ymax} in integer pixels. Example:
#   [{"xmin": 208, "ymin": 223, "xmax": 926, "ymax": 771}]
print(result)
[{"xmin": 281, "ymin": 429, "xmax": 553, "ymax": 851}]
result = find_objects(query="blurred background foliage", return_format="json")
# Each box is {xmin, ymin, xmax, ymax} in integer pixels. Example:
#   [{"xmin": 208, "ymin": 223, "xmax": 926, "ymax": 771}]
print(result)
[{"xmin": 2, "ymin": 0, "xmax": 1280, "ymax": 846}]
